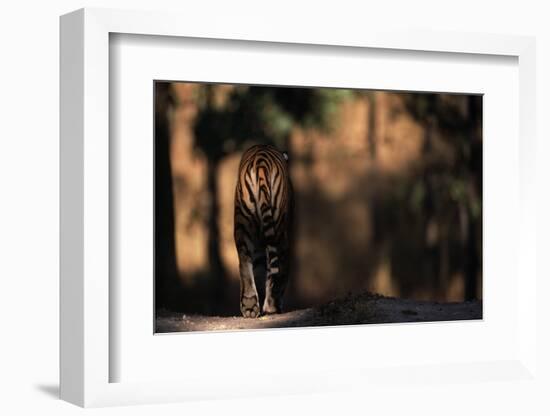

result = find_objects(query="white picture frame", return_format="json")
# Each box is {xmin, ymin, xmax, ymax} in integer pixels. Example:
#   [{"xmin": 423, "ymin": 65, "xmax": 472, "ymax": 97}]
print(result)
[{"xmin": 60, "ymin": 7, "xmax": 538, "ymax": 408}]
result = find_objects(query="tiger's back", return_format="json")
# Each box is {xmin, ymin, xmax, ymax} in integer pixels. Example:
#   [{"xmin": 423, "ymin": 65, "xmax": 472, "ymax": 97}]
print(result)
[{"xmin": 234, "ymin": 144, "xmax": 293, "ymax": 317}]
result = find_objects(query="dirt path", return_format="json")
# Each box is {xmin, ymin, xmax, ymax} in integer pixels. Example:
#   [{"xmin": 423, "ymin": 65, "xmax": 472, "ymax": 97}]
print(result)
[{"xmin": 156, "ymin": 292, "xmax": 482, "ymax": 333}]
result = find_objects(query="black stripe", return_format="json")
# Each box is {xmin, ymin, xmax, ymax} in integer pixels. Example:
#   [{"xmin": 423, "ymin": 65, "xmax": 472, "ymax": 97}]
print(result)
[
  {"xmin": 244, "ymin": 178, "xmax": 257, "ymax": 207},
  {"xmin": 237, "ymin": 198, "xmax": 255, "ymax": 219}
]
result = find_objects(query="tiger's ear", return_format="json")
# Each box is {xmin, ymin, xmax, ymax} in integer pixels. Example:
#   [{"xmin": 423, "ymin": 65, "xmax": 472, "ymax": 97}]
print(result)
[{"xmin": 282, "ymin": 151, "xmax": 289, "ymax": 161}]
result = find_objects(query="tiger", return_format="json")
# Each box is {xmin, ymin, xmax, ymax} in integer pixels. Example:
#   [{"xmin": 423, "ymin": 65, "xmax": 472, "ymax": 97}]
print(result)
[{"xmin": 234, "ymin": 144, "xmax": 293, "ymax": 318}]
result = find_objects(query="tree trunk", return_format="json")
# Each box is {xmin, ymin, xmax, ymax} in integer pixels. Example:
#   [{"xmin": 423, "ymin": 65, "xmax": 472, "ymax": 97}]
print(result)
[
  {"xmin": 206, "ymin": 159, "xmax": 227, "ymax": 312},
  {"xmin": 367, "ymin": 92, "xmax": 377, "ymax": 159},
  {"xmin": 464, "ymin": 95, "xmax": 482, "ymax": 301},
  {"xmin": 154, "ymin": 83, "xmax": 179, "ymax": 310},
  {"xmin": 464, "ymin": 214, "xmax": 479, "ymax": 300}
]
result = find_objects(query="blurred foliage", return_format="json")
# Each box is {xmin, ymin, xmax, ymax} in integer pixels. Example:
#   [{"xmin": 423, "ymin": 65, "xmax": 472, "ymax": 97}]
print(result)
[
  {"xmin": 193, "ymin": 84, "xmax": 352, "ymax": 160},
  {"xmin": 401, "ymin": 93, "xmax": 482, "ymax": 221}
]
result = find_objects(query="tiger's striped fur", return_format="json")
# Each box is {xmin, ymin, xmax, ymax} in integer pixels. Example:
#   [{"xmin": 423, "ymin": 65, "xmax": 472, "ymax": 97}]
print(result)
[{"xmin": 234, "ymin": 144, "xmax": 293, "ymax": 317}]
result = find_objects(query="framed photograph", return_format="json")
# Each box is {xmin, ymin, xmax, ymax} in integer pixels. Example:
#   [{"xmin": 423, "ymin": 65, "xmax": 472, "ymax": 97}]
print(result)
[{"xmin": 60, "ymin": 8, "xmax": 538, "ymax": 408}]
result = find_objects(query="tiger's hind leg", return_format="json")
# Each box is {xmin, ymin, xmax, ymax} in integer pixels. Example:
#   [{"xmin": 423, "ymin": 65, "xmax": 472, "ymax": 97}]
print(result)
[
  {"xmin": 263, "ymin": 245, "xmax": 288, "ymax": 315},
  {"xmin": 238, "ymin": 254, "xmax": 260, "ymax": 318}
]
